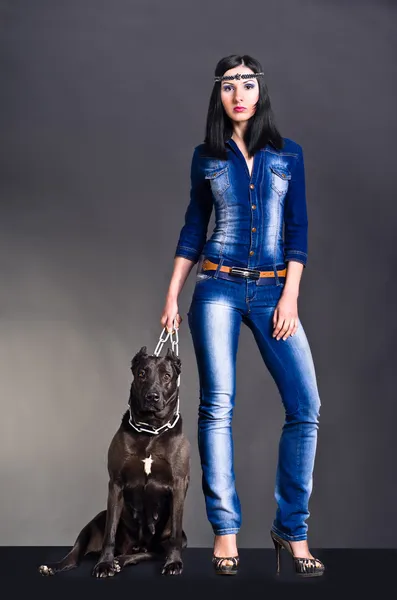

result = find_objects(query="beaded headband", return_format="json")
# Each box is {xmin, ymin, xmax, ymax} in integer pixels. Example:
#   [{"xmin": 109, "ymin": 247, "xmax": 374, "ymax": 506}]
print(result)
[{"xmin": 214, "ymin": 71, "xmax": 264, "ymax": 83}]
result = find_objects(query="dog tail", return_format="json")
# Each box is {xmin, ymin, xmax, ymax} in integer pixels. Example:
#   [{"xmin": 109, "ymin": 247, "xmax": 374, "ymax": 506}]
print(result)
[{"xmin": 118, "ymin": 551, "xmax": 160, "ymax": 568}]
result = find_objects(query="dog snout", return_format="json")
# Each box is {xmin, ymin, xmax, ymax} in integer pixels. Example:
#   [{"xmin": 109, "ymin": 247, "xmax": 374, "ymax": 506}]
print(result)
[{"xmin": 145, "ymin": 391, "xmax": 160, "ymax": 403}]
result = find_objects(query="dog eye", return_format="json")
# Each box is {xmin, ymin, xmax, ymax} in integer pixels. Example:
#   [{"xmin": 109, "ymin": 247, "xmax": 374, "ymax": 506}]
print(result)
[
  {"xmin": 163, "ymin": 373, "xmax": 171, "ymax": 380},
  {"xmin": 138, "ymin": 369, "xmax": 146, "ymax": 377}
]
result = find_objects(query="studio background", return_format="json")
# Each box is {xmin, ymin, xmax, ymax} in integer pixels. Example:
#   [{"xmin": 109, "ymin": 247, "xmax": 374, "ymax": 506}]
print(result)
[{"xmin": 0, "ymin": 0, "xmax": 395, "ymax": 547}]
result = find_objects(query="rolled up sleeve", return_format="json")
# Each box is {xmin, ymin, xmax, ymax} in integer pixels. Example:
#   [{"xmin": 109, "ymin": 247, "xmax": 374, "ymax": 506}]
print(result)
[
  {"xmin": 283, "ymin": 145, "xmax": 309, "ymax": 267},
  {"xmin": 174, "ymin": 146, "xmax": 213, "ymax": 264}
]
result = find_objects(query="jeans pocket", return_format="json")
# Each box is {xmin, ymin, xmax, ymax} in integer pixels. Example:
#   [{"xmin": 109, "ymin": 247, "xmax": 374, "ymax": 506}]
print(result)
[{"xmin": 195, "ymin": 273, "xmax": 213, "ymax": 284}]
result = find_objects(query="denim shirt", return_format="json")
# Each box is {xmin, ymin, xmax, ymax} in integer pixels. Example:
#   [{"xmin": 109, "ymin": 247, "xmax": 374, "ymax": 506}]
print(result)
[{"xmin": 174, "ymin": 137, "xmax": 308, "ymax": 273}]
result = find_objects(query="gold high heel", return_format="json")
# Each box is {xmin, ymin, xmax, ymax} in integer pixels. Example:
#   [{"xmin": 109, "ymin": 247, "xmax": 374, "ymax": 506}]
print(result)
[{"xmin": 270, "ymin": 530, "xmax": 325, "ymax": 577}]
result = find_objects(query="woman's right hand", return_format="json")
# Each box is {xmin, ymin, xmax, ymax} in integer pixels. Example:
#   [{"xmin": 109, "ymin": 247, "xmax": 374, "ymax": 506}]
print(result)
[{"xmin": 160, "ymin": 295, "xmax": 183, "ymax": 334}]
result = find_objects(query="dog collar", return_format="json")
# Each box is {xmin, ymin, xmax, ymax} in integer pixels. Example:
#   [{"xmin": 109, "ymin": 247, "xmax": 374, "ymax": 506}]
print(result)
[{"xmin": 128, "ymin": 404, "xmax": 180, "ymax": 436}]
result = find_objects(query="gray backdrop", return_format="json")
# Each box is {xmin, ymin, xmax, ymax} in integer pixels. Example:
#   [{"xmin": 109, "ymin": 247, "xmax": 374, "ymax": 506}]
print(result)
[{"xmin": 1, "ymin": 0, "xmax": 396, "ymax": 547}]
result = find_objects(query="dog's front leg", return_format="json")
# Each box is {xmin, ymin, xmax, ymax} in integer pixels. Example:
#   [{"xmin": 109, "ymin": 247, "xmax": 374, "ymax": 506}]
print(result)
[
  {"xmin": 92, "ymin": 478, "xmax": 124, "ymax": 578},
  {"xmin": 161, "ymin": 477, "xmax": 186, "ymax": 576}
]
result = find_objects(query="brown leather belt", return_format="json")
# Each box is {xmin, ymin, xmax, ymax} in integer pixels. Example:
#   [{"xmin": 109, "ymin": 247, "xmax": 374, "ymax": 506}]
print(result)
[{"xmin": 201, "ymin": 259, "xmax": 287, "ymax": 279}]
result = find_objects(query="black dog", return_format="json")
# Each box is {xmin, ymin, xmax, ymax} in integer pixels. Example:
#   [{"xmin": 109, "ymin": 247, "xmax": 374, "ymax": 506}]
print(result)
[{"xmin": 39, "ymin": 345, "xmax": 190, "ymax": 577}]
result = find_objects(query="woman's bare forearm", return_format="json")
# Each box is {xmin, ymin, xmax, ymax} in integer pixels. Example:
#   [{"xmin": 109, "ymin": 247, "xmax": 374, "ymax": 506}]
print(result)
[
  {"xmin": 166, "ymin": 256, "xmax": 196, "ymax": 301},
  {"xmin": 283, "ymin": 260, "xmax": 304, "ymax": 298}
]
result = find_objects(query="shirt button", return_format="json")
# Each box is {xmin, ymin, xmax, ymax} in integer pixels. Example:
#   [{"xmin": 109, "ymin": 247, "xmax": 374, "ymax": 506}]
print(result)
[
  {"xmin": 252, "ymin": 204, "xmax": 256, "ymax": 209},
  {"xmin": 252, "ymin": 227, "xmax": 256, "ymax": 232},
  {"xmin": 249, "ymin": 250, "xmax": 254, "ymax": 256},
  {"xmin": 249, "ymin": 183, "xmax": 255, "ymax": 189}
]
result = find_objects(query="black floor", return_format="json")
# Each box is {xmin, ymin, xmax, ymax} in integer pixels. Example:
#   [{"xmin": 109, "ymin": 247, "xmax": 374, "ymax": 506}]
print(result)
[{"xmin": 1, "ymin": 547, "xmax": 396, "ymax": 600}]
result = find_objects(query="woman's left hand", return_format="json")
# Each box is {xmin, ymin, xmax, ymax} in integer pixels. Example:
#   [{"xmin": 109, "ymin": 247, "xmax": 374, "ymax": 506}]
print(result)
[{"xmin": 272, "ymin": 290, "xmax": 299, "ymax": 341}]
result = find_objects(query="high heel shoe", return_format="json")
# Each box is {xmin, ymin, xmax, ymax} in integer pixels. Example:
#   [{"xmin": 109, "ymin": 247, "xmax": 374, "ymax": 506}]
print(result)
[
  {"xmin": 212, "ymin": 555, "xmax": 239, "ymax": 575},
  {"xmin": 270, "ymin": 530, "xmax": 325, "ymax": 577}
]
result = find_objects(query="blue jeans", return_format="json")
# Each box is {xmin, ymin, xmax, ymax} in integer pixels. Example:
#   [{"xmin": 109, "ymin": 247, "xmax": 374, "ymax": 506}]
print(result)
[{"xmin": 187, "ymin": 271, "xmax": 321, "ymax": 542}]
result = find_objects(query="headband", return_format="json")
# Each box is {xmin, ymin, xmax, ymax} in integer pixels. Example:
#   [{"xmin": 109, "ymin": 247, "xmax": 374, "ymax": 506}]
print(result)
[{"xmin": 214, "ymin": 71, "xmax": 264, "ymax": 83}]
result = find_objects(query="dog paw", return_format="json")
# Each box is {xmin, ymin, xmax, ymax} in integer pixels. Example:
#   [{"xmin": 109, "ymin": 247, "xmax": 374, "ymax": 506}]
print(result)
[
  {"xmin": 161, "ymin": 559, "xmax": 183, "ymax": 576},
  {"xmin": 92, "ymin": 558, "xmax": 121, "ymax": 578},
  {"xmin": 38, "ymin": 564, "xmax": 55, "ymax": 576}
]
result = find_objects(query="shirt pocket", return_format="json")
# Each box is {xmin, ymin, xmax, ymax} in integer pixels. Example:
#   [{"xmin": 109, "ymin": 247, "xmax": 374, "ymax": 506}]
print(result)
[
  {"xmin": 204, "ymin": 166, "xmax": 230, "ymax": 196},
  {"xmin": 270, "ymin": 165, "xmax": 291, "ymax": 196}
]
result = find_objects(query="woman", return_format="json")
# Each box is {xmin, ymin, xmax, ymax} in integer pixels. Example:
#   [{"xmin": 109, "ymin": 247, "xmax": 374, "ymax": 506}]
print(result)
[{"xmin": 160, "ymin": 54, "xmax": 324, "ymax": 577}]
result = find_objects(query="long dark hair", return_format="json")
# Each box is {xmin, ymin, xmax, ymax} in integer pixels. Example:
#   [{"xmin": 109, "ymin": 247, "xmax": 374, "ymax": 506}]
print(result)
[{"xmin": 203, "ymin": 54, "xmax": 284, "ymax": 159}]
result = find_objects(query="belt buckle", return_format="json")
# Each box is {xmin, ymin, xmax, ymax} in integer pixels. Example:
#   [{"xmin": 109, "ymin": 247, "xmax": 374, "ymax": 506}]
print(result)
[{"xmin": 229, "ymin": 266, "xmax": 260, "ymax": 280}]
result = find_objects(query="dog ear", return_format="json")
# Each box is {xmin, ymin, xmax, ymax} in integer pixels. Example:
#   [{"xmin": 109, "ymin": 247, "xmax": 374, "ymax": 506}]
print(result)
[
  {"xmin": 165, "ymin": 347, "xmax": 182, "ymax": 375},
  {"xmin": 131, "ymin": 346, "xmax": 148, "ymax": 371}
]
